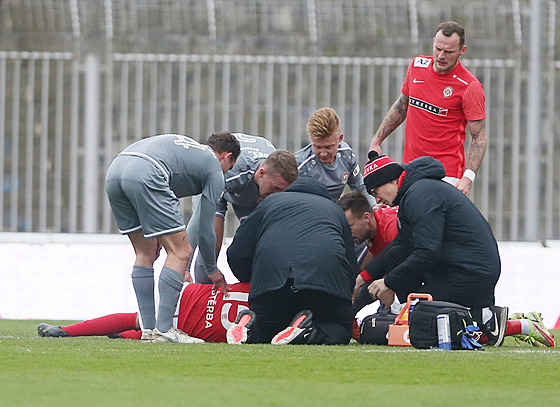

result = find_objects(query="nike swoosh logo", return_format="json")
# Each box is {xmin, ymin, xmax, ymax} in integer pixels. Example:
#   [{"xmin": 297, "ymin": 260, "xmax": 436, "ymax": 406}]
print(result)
[
  {"xmin": 413, "ymin": 78, "xmax": 424, "ymax": 83},
  {"xmin": 489, "ymin": 322, "xmax": 499, "ymax": 337}
]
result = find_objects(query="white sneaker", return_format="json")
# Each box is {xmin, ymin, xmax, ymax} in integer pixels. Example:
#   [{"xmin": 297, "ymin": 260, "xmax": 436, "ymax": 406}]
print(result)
[
  {"xmin": 152, "ymin": 327, "xmax": 205, "ymax": 344},
  {"xmin": 140, "ymin": 328, "xmax": 157, "ymax": 342},
  {"xmin": 226, "ymin": 309, "xmax": 256, "ymax": 344}
]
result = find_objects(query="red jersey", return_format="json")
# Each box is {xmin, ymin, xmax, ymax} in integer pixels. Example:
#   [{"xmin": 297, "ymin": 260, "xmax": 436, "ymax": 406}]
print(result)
[
  {"xmin": 177, "ymin": 282, "xmax": 250, "ymax": 342},
  {"xmin": 366, "ymin": 206, "xmax": 399, "ymax": 257},
  {"xmin": 401, "ymin": 56, "xmax": 485, "ymax": 178},
  {"xmin": 360, "ymin": 206, "xmax": 399, "ymax": 283}
]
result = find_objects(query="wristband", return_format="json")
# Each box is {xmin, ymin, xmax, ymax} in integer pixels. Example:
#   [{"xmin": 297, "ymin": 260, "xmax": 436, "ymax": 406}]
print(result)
[
  {"xmin": 463, "ymin": 169, "xmax": 476, "ymax": 182},
  {"xmin": 360, "ymin": 270, "xmax": 374, "ymax": 284}
]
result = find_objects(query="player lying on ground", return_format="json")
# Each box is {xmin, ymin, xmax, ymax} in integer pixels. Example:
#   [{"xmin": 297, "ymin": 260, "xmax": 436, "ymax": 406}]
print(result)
[
  {"xmin": 37, "ymin": 282, "xmax": 251, "ymax": 343},
  {"xmin": 36, "ymin": 280, "xmax": 554, "ymax": 347}
]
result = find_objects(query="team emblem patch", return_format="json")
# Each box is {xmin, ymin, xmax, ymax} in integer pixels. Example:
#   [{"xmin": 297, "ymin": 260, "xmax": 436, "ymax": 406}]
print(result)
[
  {"xmin": 443, "ymin": 86, "xmax": 454, "ymax": 98},
  {"xmin": 342, "ymin": 172, "xmax": 349, "ymax": 183}
]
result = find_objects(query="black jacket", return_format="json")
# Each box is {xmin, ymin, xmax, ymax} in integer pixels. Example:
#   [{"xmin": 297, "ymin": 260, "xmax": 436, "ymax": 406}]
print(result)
[
  {"xmin": 227, "ymin": 177, "xmax": 358, "ymax": 302},
  {"xmin": 383, "ymin": 156, "xmax": 501, "ymax": 308}
]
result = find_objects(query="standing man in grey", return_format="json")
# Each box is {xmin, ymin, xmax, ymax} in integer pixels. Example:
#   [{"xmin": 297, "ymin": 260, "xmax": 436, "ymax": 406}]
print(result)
[
  {"xmin": 192, "ymin": 133, "xmax": 298, "ymax": 284},
  {"xmin": 295, "ymin": 107, "xmax": 377, "ymax": 264},
  {"xmin": 105, "ymin": 133, "xmax": 240, "ymax": 343}
]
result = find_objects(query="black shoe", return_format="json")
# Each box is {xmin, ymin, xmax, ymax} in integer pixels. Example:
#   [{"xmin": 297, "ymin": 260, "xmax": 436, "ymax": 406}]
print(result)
[
  {"xmin": 37, "ymin": 323, "xmax": 69, "ymax": 338},
  {"xmin": 484, "ymin": 306, "xmax": 509, "ymax": 346},
  {"xmin": 226, "ymin": 309, "xmax": 256, "ymax": 344},
  {"xmin": 107, "ymin": 333, "xmax": 123, "ymax": 339},
  {"xmin": 271, "ymin": 310, "xmax": 314, "ymax": 345}
]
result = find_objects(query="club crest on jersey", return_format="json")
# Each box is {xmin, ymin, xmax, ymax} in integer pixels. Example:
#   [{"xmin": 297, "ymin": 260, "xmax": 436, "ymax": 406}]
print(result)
[
  {"xmin": 413, "ymin": 57, "xmax": 431, "ymax": 68},
  {"xmin": 342, "ymin": 172, "xmax": 349, "ymax": 183},
  {"xmin": 443, "ymin": 86, "xmax": 454, "ymax": 98}
]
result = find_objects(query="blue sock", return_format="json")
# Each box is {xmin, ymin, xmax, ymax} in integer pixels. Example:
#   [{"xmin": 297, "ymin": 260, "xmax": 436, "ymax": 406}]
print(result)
[
  {"xmin": 131, "ymin": 266, "xmax": 155, "ymax": 330},
  {"xmin": 156, "ymin": 267, "xmax": 184, "ymax": 333}
]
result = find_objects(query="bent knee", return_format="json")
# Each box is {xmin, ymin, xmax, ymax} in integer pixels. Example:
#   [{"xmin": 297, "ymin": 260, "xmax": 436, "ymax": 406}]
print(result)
[{"xmin": 163, "ymin": 243, "xmax": 193, "ymax": 263}]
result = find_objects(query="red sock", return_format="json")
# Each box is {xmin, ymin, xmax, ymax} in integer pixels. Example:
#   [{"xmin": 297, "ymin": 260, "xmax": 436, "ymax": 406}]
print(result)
[
  {"xmin": 352, "ymin": 320, "xmax": 360, "ymax": 342},
  {"xmin": 505, "ymin": 320, "xmax": 521, "ymax": 336},
  {"xmin": 61, "ymin": 313, "xmax": 138, "ymax": 337},
  {"xmin": 477, "ymin": 321, "xmax": 517, "ymax": 345},
  {"xmin": 119, "ymin": 330, "xmax": 142, "ymax": 340}
]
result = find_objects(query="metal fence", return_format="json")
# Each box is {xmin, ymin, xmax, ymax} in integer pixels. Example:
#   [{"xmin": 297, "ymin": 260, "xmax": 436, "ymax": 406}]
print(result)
[
  {"xmin": 0, "ymin": 0, "xmax": 559, "ymax": 241},
  {"xmin": 0, "ymin": 50, "xmax": 535, "ymax": 240}
]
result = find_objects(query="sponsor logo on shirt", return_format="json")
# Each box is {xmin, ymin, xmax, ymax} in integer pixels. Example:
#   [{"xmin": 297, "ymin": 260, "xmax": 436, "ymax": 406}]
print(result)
[
  {"xmin": 412, "ymin": 78, "xmax": 425, "ymax": 84},
  {"xmin": 413, "ymin": 57, "xmax": 431, "ymax": 68},
  {"xmin": 409, "ymin": 97, "xmax": 448, "ymax": 116},
  {"xmin": 443, "ymin": 86, "xmax": 454, "ymax": 98}
]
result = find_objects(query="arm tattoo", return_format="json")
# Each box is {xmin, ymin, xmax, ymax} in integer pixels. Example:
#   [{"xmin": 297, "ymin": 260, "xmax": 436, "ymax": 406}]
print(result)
[
  {"xmin": 371, "ymin": 94, "xmax": 409, "ymax": 147},
  {"xmin": 466, "ymin": 119, "xmax": 487, "ymax": 173}
]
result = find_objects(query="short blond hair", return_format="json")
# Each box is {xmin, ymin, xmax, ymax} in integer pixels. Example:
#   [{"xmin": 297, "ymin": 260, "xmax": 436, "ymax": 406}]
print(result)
[{"xmin": 306, "ymin": 107, "xmax": 341, "ymax": 140}]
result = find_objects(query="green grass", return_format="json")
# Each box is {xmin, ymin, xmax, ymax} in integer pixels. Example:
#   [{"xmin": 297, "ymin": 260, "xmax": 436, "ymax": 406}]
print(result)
[{"xmin": 1, "ymin": 320, "xmax": 559, "ymax": 406}]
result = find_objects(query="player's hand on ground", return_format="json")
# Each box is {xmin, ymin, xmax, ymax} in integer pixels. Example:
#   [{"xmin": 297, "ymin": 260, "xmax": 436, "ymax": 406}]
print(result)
[{"xmin": 208, "ymin": 270, "xmax": 230, "ymax": 293}]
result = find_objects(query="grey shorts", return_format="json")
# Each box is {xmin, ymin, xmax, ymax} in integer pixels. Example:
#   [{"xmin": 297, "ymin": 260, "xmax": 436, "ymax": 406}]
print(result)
[{"xmin": 105, "ymin": 154, "xmax": 186, "ymax": 238}]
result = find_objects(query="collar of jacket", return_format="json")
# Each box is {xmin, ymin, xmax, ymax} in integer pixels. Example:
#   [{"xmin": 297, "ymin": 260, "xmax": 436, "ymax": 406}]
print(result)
[
  {"xmin": 394, "ymin": 156, "xmax": 446, "ymax": 205},
  {"xmin": 285, "ymin": 177, "xmax": 331, "ymax": 200}
]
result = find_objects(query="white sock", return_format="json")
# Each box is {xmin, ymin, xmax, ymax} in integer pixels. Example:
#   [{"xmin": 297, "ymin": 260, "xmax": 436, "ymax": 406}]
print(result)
[{"xmin": 520, "ymin": 319, "xmax": 532, "ymax": 335}]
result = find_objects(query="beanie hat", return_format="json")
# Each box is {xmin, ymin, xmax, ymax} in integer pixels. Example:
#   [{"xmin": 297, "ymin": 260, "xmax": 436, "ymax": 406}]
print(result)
[{"xmin": 363, "ymin": 154, "xmax": 404, "ymax": 191}]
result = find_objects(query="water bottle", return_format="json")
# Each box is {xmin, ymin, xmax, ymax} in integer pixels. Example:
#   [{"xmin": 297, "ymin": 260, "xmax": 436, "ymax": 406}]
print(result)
[{"xmin": 437, "ymin": 314, "xmax": 452, "ymax": 350}]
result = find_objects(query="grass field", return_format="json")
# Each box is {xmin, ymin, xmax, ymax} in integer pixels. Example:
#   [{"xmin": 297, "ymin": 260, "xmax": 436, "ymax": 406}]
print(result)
[{"xmin": 1, "ymin": 319, "xmax": 559, "ymax": 406}]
